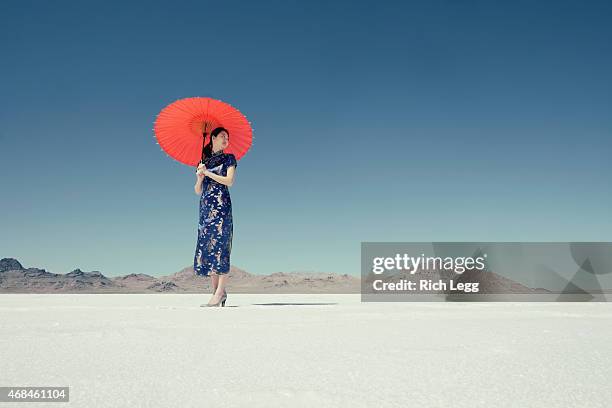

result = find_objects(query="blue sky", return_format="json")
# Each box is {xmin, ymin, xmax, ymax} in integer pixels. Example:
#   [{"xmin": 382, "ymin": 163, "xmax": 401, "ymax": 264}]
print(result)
[{"xmin": 1, "ymin": 0, "xmax": 611, "ymax": 277}]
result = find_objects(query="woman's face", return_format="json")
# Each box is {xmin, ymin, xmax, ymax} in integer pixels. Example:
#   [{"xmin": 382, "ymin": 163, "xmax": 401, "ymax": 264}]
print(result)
[{"xmin": 213, "ymin": 130, "xmax": 229, "ymax": 150}]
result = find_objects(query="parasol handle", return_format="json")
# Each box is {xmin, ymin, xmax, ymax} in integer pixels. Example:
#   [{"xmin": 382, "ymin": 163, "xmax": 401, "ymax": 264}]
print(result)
[
  {"xmin": 200, "ymin": 132, "xmax": 208, "ymax": 165},
  {"xmin": 200, "ymin": 121, "xmax": 210, "ymax": 165}
]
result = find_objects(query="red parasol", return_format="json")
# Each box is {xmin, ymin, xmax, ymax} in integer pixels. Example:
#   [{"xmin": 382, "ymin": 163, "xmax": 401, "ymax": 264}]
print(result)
[{"xmin": 153, "ymin": 97, "xmax": 253, "ymax": 166}]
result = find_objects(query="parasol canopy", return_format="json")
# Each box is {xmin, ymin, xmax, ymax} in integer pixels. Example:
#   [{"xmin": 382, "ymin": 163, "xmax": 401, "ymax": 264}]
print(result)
[{"xmin": 153, "ymin": 97, "xmax": 253, "ymax": 166}]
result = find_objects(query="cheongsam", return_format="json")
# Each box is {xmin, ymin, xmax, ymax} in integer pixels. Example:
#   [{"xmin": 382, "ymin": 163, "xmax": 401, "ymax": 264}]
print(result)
[{"xmin": 193, "ymin": 150, "xmax": 237, "ymax": 276}]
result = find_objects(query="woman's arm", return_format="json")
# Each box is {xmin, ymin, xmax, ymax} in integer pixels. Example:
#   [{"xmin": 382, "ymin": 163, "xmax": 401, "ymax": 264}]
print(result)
[
  {"xmin": 194, "ymin": 163, "xmax": 206, "ymax": 195},
  {"xmin": 194, "ymin": 174, "xmax": 204, "ymax": 195},
  {"xmin": 205, "ymin": 166, "xmax": 236, "ymax": 187}
]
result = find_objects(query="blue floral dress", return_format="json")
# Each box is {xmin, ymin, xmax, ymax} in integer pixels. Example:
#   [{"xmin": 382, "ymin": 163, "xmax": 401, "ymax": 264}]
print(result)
[{"xmin": 193, "ymin": 150, "xmax": 237, "ymax": 276}]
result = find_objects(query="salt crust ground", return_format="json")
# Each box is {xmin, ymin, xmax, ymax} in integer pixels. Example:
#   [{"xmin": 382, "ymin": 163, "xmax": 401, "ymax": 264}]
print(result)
[{"xmin": 1, "ymin": 294, "xmax": 611, "ymax": 408}]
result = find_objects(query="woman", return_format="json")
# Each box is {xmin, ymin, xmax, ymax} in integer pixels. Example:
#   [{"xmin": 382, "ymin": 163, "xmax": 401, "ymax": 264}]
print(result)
[{"xmin": 193, "ymin": 126, "xmax": 238, "ymax": 307}]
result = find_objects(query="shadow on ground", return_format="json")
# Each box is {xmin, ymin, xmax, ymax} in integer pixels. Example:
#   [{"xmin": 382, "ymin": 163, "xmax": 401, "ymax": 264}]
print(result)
[{"xmin": 251, "ymin": 303, "xmax": 339, "ymax": 306}]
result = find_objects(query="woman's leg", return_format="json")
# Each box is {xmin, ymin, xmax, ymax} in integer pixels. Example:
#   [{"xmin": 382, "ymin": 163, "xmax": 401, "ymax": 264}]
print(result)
[
  {"xmin": 211, "ymin": 274, "xmax": 219, "ymax": 293},
  {"xmin": 205, "ymin": 272, "xmax": 226, "ymax": 305},
  {"xmin": 215, "ymin": 274, "xmax": 228, "ymax": 297}
]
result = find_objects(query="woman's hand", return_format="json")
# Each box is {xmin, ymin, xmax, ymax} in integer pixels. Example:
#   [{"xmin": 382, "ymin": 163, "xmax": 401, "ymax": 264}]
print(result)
[{"xmin": 196, "ymin": 163, "xmax": 207, "ymax": 178}]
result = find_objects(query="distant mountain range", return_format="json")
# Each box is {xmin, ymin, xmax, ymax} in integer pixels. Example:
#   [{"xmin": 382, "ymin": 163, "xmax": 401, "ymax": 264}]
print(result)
[
  {"xmin": 0, "ymin": 258, "xmax": 360, "ymax": 293},
  {"xmin": 4, "ymin": 257, "xmax": 591, "ymax": 296}
]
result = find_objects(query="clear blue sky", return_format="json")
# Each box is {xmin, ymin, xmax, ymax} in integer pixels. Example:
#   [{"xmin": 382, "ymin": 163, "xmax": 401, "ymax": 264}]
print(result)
[{"xmin": 1, "ymin": 0, "xmax": 611, "ymax": 277}]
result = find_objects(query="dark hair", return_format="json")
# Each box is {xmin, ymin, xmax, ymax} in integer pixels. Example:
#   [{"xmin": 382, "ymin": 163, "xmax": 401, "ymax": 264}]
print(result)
[{"xmin": 201, "ymin": 126, "xmax": 230, "ymax": 162}]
